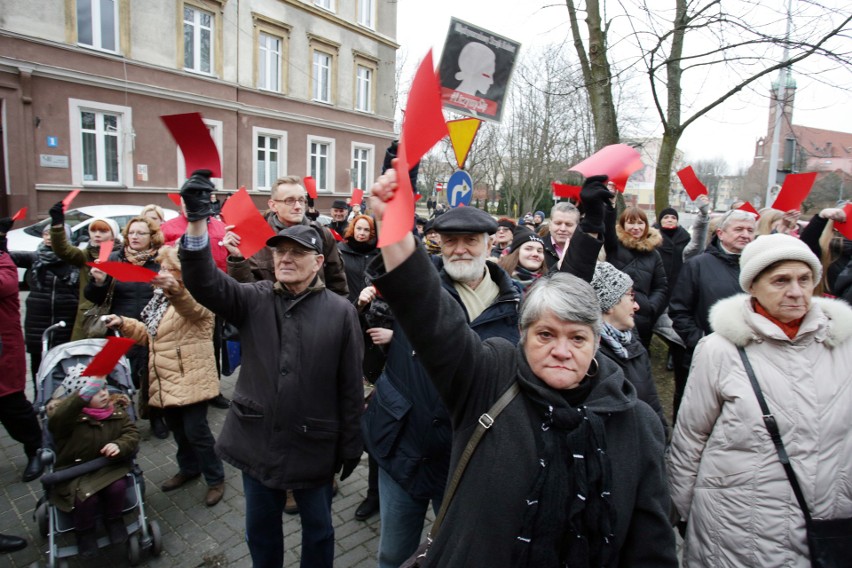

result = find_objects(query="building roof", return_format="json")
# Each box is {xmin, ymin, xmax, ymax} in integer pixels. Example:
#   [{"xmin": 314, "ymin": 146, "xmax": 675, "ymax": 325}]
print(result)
[{"xmin": 791, "ymin": 125, "xmax": 852, "ymax": 159}]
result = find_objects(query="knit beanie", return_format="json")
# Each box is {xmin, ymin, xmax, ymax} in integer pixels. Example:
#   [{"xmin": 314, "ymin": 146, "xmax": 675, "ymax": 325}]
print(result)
[
  {"xmin": 738, "ymin": 233, "xmax": 822, "ymax": 290},
  {"xmin": 659, "ymin": 207, "xmax": 679, "ymax": 221},
  {"xmin": 591, "ymin": 262, "xmax": 634, "ymax": 312},
  {"xmin": 534, "ymin": 210, "xmax": 546, "ymax": 220},
  {"xmin": 510, "ymin": 229, "xmax": 545, "ymax": 252},
  {"xmin": 79, "ymin": 377, "xmax": 107, "ymax": 402}
]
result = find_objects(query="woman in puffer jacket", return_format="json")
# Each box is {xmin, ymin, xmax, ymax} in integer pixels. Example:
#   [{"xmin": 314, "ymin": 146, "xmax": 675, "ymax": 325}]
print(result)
[
  {"xmin": 104, "ymin": 246, "xmax": 225, "ymax": 507},
  {"xmin": 605, "ymin": 207, "xmax": 667, "ymax": 348}
]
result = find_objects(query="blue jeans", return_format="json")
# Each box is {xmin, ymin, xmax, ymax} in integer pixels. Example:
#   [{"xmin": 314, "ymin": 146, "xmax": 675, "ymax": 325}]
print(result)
[
  {"xmin": 377, "ymin": 467, "xmax": 442, "ymax": 568},
  {"xmin": 242, "ymin": 473, "xmax": 334, "ymax": 568}
]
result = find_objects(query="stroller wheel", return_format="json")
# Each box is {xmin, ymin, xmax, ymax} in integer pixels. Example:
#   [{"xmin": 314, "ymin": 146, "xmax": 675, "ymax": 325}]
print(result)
[
  {"xmin": 148, "ymin": 520, "xmax": 162, "ymax": 557},
  {"xmin": 35, "ymin": 501, "xmax": 49, "ymax": 537},
  {"xmin": 127, "ymin": 533, "xmax": 141, "ymax": 566}
]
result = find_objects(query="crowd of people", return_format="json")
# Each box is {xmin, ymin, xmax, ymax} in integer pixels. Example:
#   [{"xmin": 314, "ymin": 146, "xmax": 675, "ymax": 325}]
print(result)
[{"xmin": 0, "ymin": 163, "xmax": 850, "ymax": 567}]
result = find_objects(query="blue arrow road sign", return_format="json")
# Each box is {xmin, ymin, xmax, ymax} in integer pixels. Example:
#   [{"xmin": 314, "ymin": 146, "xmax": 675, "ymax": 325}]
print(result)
[{"xmin": 447, "ymin": 170, "xmax": 473, "ymax": 208}]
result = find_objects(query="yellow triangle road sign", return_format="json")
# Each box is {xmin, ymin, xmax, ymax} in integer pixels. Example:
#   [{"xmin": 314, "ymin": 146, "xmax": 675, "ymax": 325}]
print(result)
[{"xmin": 446, "ymin": 118, "xmax": 482, "ymax": 170}]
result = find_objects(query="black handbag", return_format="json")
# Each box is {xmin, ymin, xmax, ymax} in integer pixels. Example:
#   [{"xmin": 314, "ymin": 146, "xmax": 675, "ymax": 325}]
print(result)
[
  {"xmin": 738, "ymin": 347, "xmax": 852, "ymax": 568},
  {"xmin": 399, "ymin": 382, "xmax": 520, "ymax": 568},
  {"xmin": 81, "ymin": 280, "xmax": 115, "ymax": 338}
]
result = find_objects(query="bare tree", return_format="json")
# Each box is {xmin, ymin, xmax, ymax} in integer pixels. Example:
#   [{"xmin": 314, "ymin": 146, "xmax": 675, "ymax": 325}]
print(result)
[{"xmin": 693, "ymin": 157, "xmax": 730, "ymax": 209}]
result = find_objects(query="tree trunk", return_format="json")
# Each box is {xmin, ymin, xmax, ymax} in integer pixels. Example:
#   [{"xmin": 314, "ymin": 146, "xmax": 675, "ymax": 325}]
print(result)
[
  {"xmin": 655, "ymin": 129, "xmax": 683, "ymax": 214},
  {"xmin": 567, "ymin": 0, "xmax": 619, "ymax": 149}
]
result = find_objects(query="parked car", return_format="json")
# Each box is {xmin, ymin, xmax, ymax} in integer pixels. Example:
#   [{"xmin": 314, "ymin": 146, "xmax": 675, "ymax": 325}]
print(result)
[{"xmin": 6, "ymin": 205, "xmax": 179, "ymax": 284}]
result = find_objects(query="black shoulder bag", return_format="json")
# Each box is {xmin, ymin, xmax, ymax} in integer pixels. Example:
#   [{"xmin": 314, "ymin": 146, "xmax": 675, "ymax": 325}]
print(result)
[
  {"xmin": 738, "ymin": 346, "xmax": 852, "ymax": 568},
  {"xmin": 400, "ymin": 381, "xmax": 521, "ymax": 568}
]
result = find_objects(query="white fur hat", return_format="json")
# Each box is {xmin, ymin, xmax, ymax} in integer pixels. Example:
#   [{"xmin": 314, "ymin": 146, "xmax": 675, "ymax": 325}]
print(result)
[{"xmin": 738, "ymin": 233, "xmax": 822, "ymax": 290}]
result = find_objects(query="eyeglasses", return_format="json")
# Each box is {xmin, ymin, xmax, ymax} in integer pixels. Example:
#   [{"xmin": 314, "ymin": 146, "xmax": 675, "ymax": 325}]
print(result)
[
  {"xmin": 272, "ymin": 197, "xmax": 307, "ymax": 207},
  {"xmin": 274, "ymin": 247, "xmax": 316, "ymax": 259},
  {"xmin": 625, "ymin": 290, "xmax": 635, "ymax": 301},
  {"xmin": 128, "ymin": 231, "xmax": 151, "ymax": 237}
]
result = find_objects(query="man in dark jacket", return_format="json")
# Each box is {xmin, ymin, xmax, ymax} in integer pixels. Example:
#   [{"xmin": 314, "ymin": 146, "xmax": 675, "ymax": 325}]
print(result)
[
  {"xmin": 328, "ymin": 199, "xmax": 350, "ymax": 236},
  {"xmin": 668, "ymin": 209, "xmax": 755, "ymax": 419},
  {"xmin": 542, "ymin": 202, "xmax": 581, "ymax": 269},
  {"xmin": 179, "ymin": 171, "xmax": 363, "ymax": 568},
  {"xmin": 223, "ymin": 175, "xmax": 348, "ymax": 297},
  {"xmin": 362, "ymin": 206, "xmax": 521, "ymax": 568}
]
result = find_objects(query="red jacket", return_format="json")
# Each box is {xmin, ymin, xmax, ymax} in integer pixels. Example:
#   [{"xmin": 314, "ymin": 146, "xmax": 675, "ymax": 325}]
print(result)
[
  {"xmin": 161, "ymin": 216, "xmax": 228, "ymax": 273},
  {"xmin": 0, "ymin": 252, "xmax": 26, "ymax": 397}
]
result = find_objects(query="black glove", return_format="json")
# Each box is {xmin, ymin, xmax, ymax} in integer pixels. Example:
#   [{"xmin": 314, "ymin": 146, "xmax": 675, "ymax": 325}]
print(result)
[
  {"xmin": 180, "ymin": 169, "xmax": 215, "ymax": 222},
  {"xmin": 579, "ymin": 175, "xmax": 612, "ymax": 234},
  {"xmin": 49, "ymin": 201, "xmax": 65, "ymax": 226},
  {"xmin": 337, "ymin": 457, "xmax": 360, "ymax": 481},
  {"xmin": 0, "ymin": 217, "xmax": 13, "ymax": 235}
]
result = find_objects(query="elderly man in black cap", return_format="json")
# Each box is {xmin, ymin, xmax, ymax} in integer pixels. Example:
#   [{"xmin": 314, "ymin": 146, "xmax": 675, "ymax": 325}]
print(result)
[
  {"xmin": 362, "ymin": 205, "xmax": 522, "ymax": 568},
  {"xmin": 328, "ymin": 199, "xmax": 350, "ymax": 236},
  {"xmin": 178, "ymin": 170, "xmax": 364, "ymax": 568}
]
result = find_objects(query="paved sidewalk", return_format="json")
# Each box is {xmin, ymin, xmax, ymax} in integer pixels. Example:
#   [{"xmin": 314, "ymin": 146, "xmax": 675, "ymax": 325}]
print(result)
[{"xmin": 0, "ymin": 363, "xmax": 423, "ymax": 567}]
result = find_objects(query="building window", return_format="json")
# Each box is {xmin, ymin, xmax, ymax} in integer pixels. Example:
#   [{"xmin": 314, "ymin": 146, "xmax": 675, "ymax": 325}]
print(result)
[
  {"xmin": 351, "ymin": 144, "xmax": 374, "ymax": 191},
  {"xmin": 355, "ymin": 65, "xmax": 373, "ymax": 113},
  {"xmin": 308, "ymin": 136, "xmax": 335, "ymax": 192},
  {"xmin": 184, "ymin": 5, "xmax": 213, "ymax": 73},
  {"xmin": 258, "ymin": 32, "xmax": 281, "ymax": 92},
  {"xmin": 357, "ymin": 0, "xmax": 374, "ymax": 28},
  {"xmin": 253, "ymin": 127, "xmax": 288, "ymax": 191},
  {"xmin": 312, "ymin": 51, "xmax": 331, "ymax": 103},
  {"xmin": 77, "ymin": 0, "xmax": 119, "ymax": 52},
  {"xmin": 314, "ymin": 0, "xmax": 333, "ymax": 11},
  {"xmin": 69, "ymin": 99, "xmax": 132, "ymax": 187}
]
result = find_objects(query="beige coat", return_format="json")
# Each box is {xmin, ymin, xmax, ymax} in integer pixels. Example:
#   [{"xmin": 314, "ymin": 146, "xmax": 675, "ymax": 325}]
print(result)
[
  {"xmin": 669, "ymin": 294, "xmax": 852, "ymax": 567},
  {"xmin": 121, "ymin": 287, "xmax": 219, "ymax": 408}
]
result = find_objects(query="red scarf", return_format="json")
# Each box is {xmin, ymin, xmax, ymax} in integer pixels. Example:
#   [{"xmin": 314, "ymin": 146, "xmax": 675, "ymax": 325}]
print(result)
[
  {"xmin": 752, "ymin": 299, "xmax": 804, "ymax": 340},
  {"xmin": 82, "ymin": 405, "xmax": 114, "ymax": 421}
]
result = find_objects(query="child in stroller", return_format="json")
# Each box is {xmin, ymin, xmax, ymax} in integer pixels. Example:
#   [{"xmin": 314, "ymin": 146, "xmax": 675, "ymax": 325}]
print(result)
[{"xmin": 47, "ymin": 375, "xmax": 139, "ymax": 558}]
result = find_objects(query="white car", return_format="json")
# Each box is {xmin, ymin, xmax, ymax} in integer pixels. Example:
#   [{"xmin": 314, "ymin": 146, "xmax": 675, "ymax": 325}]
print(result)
[{"xmin": 6, "ymin": 205, "xmax": 179, "ymax": 284}]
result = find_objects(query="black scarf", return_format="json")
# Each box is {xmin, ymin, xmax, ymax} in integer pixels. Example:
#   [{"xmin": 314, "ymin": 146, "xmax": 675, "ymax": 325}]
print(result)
[
  {"xmin": 32, "ymin": 243, "xmax": 79, "ymax": 290},
  {"xmin": 345, "ymin": 236, "xmax": 377, "ymax": 254},
  {"xmin": 514, "ymin": 355, "xmax": 615, "ymax": 567}
]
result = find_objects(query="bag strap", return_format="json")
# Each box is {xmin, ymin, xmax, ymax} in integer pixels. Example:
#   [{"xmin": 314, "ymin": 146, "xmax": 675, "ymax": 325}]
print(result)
[
  {"xmin": 429, "ymin": 381, "xmax": 520, "ymax": 538},
  {"xmin": 104, "ymin": 277, "xmax": 116, "ymax": 305},
  {"xmin": 737, "ymin": 346, "xmax": 813, "ymax": 524}
]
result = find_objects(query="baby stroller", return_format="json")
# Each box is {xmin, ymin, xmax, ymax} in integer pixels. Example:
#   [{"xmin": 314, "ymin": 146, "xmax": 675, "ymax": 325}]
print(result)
[{"xmin": 32, "ymin": 322, "xmax": 162, "ymax": 567}]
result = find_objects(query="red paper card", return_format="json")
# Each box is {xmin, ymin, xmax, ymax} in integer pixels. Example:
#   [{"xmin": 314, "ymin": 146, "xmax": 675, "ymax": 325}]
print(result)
[
  {"xmin": 82, "ymin": 336, "xmax": 137, "ymax": 377},
  {"xmin": 98, "ymin": 240, "xmax": 113, "ymax": 264},
  {"xmin": 771, "ymin": 172, "xmax": 817, "ymax": 212},
  {"xmin": 737, "ymin": 201, "xmax": 760, "ymax": 219},
  {"xmin": 414, "ymin": 194, "xmax": 423, "ymax": 202},
  {"xmin": 328, "ymin": 228, "xmax": 344, "ymax": 242},
  {"xmin": 86, "ymin": 261, "xmax": 158, "ymax": 282},
  {"xmin": 167, "ymin": 193, "xmax": 183, "ymax": 208},
  {"xmin": 569, "ymin": 144, "xmax": 643, "ymax": 192},
  {"xmin": 350, "ymin": 188, "xmax": 364, "ymax": 207},
  {"xmin": 62, "ymin": 189, "xmax": 81, "ymax": 211},
  {"xmin": 552, "ymin": 182, "xmax": 581, "ymax": 200},
  {"xmin": 303, "ymin": 177, "xmax": 318, "ymax": 199},
  {"xmin": 161, "ymin": 113, "xmax": 222, "ymax": 178},
  {"xmin": 11, "ymin": 207, "xmax": 27, "ymax": 221},
  {"xmin": 400, "ymin": 50, "xmax": 449, "ymax": 166},
  {"xmin": 379, "ymin": 51, "xmax": 447, "ymax": 248},
  {"xmin": 832, "ymin": 203, "xmax": 852, "ymax": 240},
  {"xmin": 676, "ymin": 166, "xmax": 708, "ymax": 201},
  {"xmin": 220, "ymin": 187, "xmax": 276, "ymax": 259}
]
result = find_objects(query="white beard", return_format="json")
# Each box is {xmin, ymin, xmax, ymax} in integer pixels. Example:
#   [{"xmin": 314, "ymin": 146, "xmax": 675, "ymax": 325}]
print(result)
[{"xmin": 443, "ymin": 253, "xmax": 487, "ymax": 284}]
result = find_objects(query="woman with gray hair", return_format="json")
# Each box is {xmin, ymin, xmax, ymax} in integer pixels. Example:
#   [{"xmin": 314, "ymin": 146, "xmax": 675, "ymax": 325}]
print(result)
[
  {"xmin": 367, "ymin": 168, "xmax": 676, "ymax": 567},
  {"xmin": 669, "ymin": 233, "xmax": 852, "ymax": 566}
]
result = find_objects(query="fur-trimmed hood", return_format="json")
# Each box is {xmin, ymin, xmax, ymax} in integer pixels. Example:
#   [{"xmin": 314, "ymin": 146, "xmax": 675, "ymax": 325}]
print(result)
[
  {"xmin": 616, "ymin": 224, "xmax": 662, "ymax": 253},
  {"xmin": 709, "ymin": 293, "xmax": 852, "ymax": 348}
]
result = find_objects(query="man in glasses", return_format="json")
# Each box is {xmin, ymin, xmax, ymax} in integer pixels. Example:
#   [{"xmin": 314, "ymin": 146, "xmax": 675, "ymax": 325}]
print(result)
[
  {"xmin": 223, "ymin": 175, "xmax": 348, "ymax": 297},
  {"xmin": 179, "ymin": 171, "xmax": 363, "ymax": 568}
]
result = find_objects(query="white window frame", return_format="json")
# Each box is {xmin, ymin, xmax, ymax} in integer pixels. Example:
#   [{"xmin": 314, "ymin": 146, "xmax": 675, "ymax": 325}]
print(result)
[
  {"xmin": 307, "ymin": 135, "xmax": 335, "ymax": 193},
  {"xmin": 314, "ymin": 0, "xmax": 334, "ymax": 12},
  {"xmin": 357, "ymin": 0, "xmax": 374, "ymax": 29},
  {"xmin": 355, "ymin": 64, "xmax": 373, "ymax": 113},
  {"xmin": 252, "ymin": 127, "xmax": 288, "ymax": 192},
  {"xmin": 68, "ymin": 98, "xmax": 132, "ymax": 188},
  {"xmin": 258, "ymin": 32, "xmax": 282, "ymax": 92},
  {"xmin": 312, "ymin": 50, "xmax": 332, "ymax": 103},
  {"xmin": 177, "ymin": 118, "xmax": 223, "ymax": 189},
  {"xmin": 351, "ymin": 143, "xmax": 374, "ymax": 191},
  {"xmin": 183, "ymin": 4, "xmax": 214, "ymax": 74},
  {"xmin": 77, "ymin": 0, "xmax": 120, "ymax": 53}
]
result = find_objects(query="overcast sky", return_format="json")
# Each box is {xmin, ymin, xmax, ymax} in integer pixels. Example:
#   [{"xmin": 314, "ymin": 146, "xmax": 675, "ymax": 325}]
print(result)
[{"xmin": 395, "ymin": 0, "xmax": 852, "ymax": 173}]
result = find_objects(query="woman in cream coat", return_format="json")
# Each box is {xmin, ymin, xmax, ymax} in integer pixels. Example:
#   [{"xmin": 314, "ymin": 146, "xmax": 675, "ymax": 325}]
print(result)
[{"xmin": 669, "ymin": 234, "xmax": 852, "ymax": 567}]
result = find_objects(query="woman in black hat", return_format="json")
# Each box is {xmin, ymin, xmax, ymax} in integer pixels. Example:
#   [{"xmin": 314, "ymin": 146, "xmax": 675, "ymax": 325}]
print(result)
[{"xmin": 498, "ymin": 230, "xmax": 547, "ymax": 294}]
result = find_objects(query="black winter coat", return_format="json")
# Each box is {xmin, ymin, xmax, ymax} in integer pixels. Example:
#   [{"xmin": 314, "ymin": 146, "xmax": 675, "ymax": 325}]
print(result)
[
  {"xmin": 84, "ymin": 248, "xmax": 159, "ymax": 320},
  {"xmin": 362, "ymin": 259, "xmax": 521, "ymax": 500},
  {"xmin": 338, "ymin": 239, "xmax": 379, "ymax": 304},
  {"xmin": 608, "ymin": 226, "xmax": 668, "ymax": 346},
  {"xmin": 181, "ymin": 242, "xmax": 364, "ymax": 490},
  {"xmin": 373, "ymin": 248, "xmax": 677, "ymax": 568},
  {"xmin": 668, "ymin": 237, "xmax": 742, "ymax": 349},
  {"xmin": 799, "ymin": 214, "xmax": 852, "ymax": 295},
  {"xmin": 655, "ymin": 224, "xmax": 691, "ymax": 300},
  {"xmin": 10, "ymin": 248, "xmax": 78, "ymax": 350}
]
